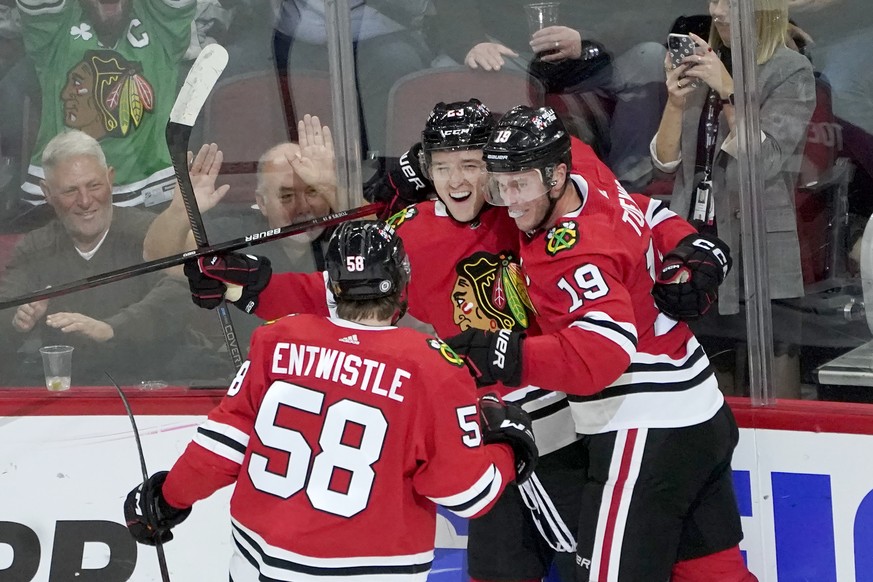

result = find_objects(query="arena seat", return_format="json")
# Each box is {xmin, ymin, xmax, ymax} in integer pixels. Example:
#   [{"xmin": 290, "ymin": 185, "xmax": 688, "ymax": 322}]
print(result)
[{"xmin": 385, "ymin": 67, "xmax": 546, "ymax": 157}]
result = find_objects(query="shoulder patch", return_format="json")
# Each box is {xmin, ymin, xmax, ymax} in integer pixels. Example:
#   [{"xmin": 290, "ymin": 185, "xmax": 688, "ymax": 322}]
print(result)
[
  {"xmin": 386, "ymin": 205, "xmax": 419, "ymax": 230},
  {"xmin": 545, "ymin": 220, "xmax": 579, "ymax": 256},
  {"xmin": 426, "ymin": 337, "xmax": 465, "ymax": 367}
]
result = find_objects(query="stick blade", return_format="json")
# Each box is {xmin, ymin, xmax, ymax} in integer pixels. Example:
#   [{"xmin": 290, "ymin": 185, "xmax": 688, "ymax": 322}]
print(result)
[{"xmin": 169, "ymin": 44, "xmax": 229, "ymax": 127}]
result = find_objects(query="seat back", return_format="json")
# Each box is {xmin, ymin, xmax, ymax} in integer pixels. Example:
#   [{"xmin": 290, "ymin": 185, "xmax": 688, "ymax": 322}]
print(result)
[{"xmin": 385, "ymin": 67, "xmax": 546, "ymax": 157}]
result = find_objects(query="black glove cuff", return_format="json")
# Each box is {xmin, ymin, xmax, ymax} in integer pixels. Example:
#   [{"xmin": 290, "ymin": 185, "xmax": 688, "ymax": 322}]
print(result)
[{"xmin": 675, "ymin": 233, "xmax": 732, "ymax": 282}]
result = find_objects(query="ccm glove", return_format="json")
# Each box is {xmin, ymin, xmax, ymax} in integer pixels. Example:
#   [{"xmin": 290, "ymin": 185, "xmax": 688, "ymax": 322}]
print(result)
[
  {"xmin": 124, "ymin": 471, "xmax": 191, "ymax": 546},
  {"xmin": 653, "ymin": 233, "xmax": 732, "ymax": 320},
  {"xmin": 363, "ymin": 142, "xmax": 434, "ymax": 217},
  {"xmin": 184, "ymin": 252, "xmax": 272, "ymax": 313},
  {"xmin": 479, "ymin": 392, "xmax": 538, "ymax": 483},
  {"xmin": 445, "ymin": 328, "xmax": 524, "ymax": 387}
]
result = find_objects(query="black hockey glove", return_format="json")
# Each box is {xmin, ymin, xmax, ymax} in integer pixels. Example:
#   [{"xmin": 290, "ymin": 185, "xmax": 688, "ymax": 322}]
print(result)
[
  {"xmin": 445, "ymin": 329, "xmax": 524, "ymax": 387},
  {"xmin": 363, "ymin": 142, "xmax": 434, "ymax": 217},
  {"xmin": 124, "ymin": 471, "xmax": 192, "ymax": 546},
  {"xmin": 479, "ymin": 392, "xmax": 538, "ymax": 483},
  {"xmin": 183, "ymin": 252, "xmax": 272, "ymax": 314},
  {"xmin": 652, "ymin": 233, "xmax": 732, "ymax": 321}
]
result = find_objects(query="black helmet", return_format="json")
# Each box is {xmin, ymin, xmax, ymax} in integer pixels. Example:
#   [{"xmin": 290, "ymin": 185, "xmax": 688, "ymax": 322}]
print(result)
[
  {"xmin": 326, "ymin": 220, "xmax": 410, "ymax": 301},
  {"xmin": 483, "ymin": 105, "xmax": 571, "ymax": 174},
  {"xmin": 420, "ymin": 98, "xmax": 496, "ymax": 158}
]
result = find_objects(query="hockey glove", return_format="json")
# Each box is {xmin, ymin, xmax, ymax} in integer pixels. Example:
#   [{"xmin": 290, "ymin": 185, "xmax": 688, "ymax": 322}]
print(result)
[
  {"xmin": 479, "ymin": 392, "xmax": 538, "ymax": 483},
  {"xmin": 363, "ymin": 142, "xmax": 434, "ymax": 217},
  {"xmin": 124, "ymin": 471, "xmax": 192, "ymax": 546},
  {"xmin": 183, "ymin": 252, "xmax": 272, "ymax": 314},
  {"xmin": 652, "ymin": 233, "xmax": 732, "ymax": 321},
  {"xmin": 445, "ymin": 328, "xmax": 524, "ymax": 387}
]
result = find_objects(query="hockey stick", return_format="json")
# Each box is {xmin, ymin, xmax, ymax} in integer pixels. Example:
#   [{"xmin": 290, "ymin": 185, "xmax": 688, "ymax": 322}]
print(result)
[
  {"xmin": 0, "ymin": 203, "xmax": 383, "ymax": 311},
  {"xmin": 107, "ymin": 371, "xmax": 172, "ymax": 582},
  {"xmin": 165, "ymin": 45, "xmax": 243, "ymax": 370}
]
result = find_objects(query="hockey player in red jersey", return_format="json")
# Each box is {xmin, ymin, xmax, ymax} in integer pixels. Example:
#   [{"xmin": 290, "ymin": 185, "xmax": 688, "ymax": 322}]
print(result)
[
  {"xmin": 123, "ymin": 220, "xmax": 537, "ymax": 582},
  {"xmin": 446, "ymin": 105, "xmax": 754, "ymax": 582}
]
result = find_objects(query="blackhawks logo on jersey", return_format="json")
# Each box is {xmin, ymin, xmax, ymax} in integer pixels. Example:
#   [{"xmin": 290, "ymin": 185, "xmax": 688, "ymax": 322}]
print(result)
[
  {"xmin": 427, "ymin": 338, "xmax": 465, "ymax": 367},
  {"xmin": 61, "ymin": 50, "xmax": 155, "ymax": 140},
  {"xmin": 545, "ymin": 221, "xmax": 579, "ymax": 256},
  {"xmin": 385, "ymin": 206, "xmax": 418, "ymax": 230},
  {"xmin": 452, "ymin": 250, "xmax": 536, "ymax": 332}
]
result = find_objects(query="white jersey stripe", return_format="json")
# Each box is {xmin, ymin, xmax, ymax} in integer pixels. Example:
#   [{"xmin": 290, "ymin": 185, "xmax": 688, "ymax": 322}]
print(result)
[
  {"xmin": 589, "ymin": 430, "xmax": 628, "ymax": 579},
  {"xmin": 193, "ymin": 420, "xmax": 249, "ymax": 465},
  {"xmin": 570, "ymin": 318, "xmax": 637, "ymax": 359},
  {"xmin": 427, "ymin": 463, "xmax": 504, "ymax": 518}
]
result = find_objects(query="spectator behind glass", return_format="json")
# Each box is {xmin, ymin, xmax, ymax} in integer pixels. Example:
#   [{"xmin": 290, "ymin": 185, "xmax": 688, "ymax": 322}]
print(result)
[
  {"xmin": 0, "ymin": 130, "xmax": 196, "ymax": 386},
  {"xmin": 15, "ymin": 0, "xmax": 195, "ymax": 210},
  {"xmin": 272, "ymin": 0, "xmax": 433, "ymax": 160},
  {"xmin": 429, "ymin": 0, "xmax": 696, "ymax": 191},
  {"xmin": 651, "ymin": 0, "xmax": 816, "ymax": 397},
  {"xmin": 142, "ymin": 115, "xmax": 338, "ymax": 353}
]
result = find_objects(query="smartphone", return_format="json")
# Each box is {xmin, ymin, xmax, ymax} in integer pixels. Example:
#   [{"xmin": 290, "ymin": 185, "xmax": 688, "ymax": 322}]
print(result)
[{"xmin": 667, "ymin": 33, "xmax": 700, "ymax": 88}]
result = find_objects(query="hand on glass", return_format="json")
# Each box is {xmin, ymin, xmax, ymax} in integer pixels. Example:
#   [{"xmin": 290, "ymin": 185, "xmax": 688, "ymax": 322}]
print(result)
[
  {"xmin": 464, "ymin": 42, "xmax": 519, "ymax": 71},
  {"xmin": 45, "ymin": 312, "xmax": 114, "ymax": 342},
  {"xmin": 288, "ymin": 114, "xmax": 337, "ymax": 198},
  {"xmin": 12, "ymin": 299, "xmax": 48, "ymax": 332},
  {"xmin": 185, "ymin": 143, "xmax": 230, "ymax": 214},
  {"xmin": 530, "ymin": 26, "xmax": 582, "ymax": 62}
]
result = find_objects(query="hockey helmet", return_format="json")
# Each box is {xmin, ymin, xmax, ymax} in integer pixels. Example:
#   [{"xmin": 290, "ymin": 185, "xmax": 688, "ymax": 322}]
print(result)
[
  {"xmin": 326, "ymin": 220, "xmax": 410, "ymax": 301},
  {"xmin": 483, "ymin": 105, "xmax": 572, "ymax": 206},
  {"xmin": 420, "ymin": 99, "xmax": 496, "ymax": 159}
]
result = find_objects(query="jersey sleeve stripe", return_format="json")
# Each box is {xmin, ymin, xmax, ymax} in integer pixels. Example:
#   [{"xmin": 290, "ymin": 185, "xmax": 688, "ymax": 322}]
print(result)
[
  {"xmin": 569, "ymin": 313, "xmax": 638, "ymax": 357},
  {"xmin": 427, "ymin": 464, "xmax": 505, "ymax": 518},
  {"xmin": 644, "ymin": 198, "xmax": 678, "ymax": 228},
  {"xmin": 193, "ymin": 420, "xmax": 249, "ymax": 464}
]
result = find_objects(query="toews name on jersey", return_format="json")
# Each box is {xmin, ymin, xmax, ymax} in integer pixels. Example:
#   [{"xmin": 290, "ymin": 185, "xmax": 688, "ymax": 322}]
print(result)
[{"xmin": 271, "ymin": 342, "xmax": 409, "ymax": 402}]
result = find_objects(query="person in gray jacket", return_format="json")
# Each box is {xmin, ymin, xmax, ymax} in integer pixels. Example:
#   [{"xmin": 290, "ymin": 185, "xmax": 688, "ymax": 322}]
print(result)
[{"xmin": 651, "ymin": 0, "xmax": 815, "ymax": 397}]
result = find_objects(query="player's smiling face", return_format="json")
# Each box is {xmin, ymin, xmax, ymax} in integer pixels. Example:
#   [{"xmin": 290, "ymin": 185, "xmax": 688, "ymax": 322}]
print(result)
[{"xmin": 429, "ymin": 149, "xmax": 488, "ymax": 222}]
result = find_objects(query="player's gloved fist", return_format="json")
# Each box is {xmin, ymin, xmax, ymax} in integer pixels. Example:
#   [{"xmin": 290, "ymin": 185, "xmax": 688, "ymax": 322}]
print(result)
[
  {"xmin": 479, "ymin": 392, "xmax": 538, "ymax": 483},
  {"xmin": 445, "ymin": 328, "xmax": 524, "ymax": 387},
  {"xmin": 363, "ymin": 142, "xmax": 434, "ymax": 217},
  {"xmin": 183, "ymin": 252, "xmax": 272, "ymax": 313},
  {"xmin": 653, "ymin": 233, "xmax": 732, "ymax": 321},
  {"xmin": 124, "ymin": 471, "xmax": 192, "ymax": 546}
]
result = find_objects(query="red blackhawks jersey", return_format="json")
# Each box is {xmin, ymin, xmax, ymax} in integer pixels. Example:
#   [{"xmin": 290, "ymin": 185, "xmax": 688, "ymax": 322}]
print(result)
[
  {"xmin": 520, "ymin": 174, "xmax": 723, "ymax": 435},
  {"xmin": 162, "ymin": 314, "xmax": 514, "ymax": 581}
]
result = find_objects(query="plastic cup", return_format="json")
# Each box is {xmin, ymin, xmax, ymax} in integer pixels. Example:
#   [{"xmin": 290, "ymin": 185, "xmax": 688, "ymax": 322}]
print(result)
[
  {"xmin": 525, "ymin": 2, "xmax": 560, "ymax": 35},
  {"xmin": 39, "ymin": 345, "xmax": 73, "ymax": 392}
]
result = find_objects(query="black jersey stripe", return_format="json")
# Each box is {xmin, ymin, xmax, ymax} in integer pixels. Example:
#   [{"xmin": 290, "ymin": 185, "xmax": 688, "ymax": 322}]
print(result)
[
  {"xmin": 232, "ymin": 523, "xmax": 433, "ymax": 577},
  {"xmin": 574, "ymin": 316, "xmax": 638, "ymax": 348},
  {"xmin": 198, "ymin": 426, "xmax": 247, "ymax": 455},
  {"xmin": 567, "ymin": 365, "xmax": 715, "ymax": 402}
]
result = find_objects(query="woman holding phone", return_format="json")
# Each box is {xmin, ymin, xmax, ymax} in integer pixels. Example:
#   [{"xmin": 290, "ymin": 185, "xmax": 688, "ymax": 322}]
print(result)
[{"xmin": 650, "ymin": 0, "xmax": 815, "ymax": 398}]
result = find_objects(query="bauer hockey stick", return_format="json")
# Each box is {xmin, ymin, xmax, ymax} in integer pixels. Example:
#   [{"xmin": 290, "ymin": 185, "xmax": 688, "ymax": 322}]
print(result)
[
  {"xmin": 165, "ymin": 45, "xmax": 244, "ymax": 370},
  {"xmin": 107, "ymin": 372, "xmax": 172, "ymax": 582},
  {"xmin": 0, "ymin": 203, "xmax": 383, "ymax": 311}
]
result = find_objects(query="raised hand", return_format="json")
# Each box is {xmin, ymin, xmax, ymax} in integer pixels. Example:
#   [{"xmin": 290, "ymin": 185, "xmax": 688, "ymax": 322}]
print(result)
[
  {"xmin": 464, "ymin": 42, "xmax": 519, "ymax": 71},
  {"xmin": 679, "ymin": 33, "xmax": 734, "ymax": 99},
  {"xmin": 289, "ymin": 114, "xmax": 337, "ymax": 206},
  {"xmin": 187, "ymin": 143, "xmax": 230, "ymax": 213}
]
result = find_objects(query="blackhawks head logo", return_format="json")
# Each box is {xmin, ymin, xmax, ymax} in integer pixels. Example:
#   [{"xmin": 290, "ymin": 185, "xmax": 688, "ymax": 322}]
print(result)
[
  {"xmin": 61, "ymin": 50, "xmax": 155, "ymax": 140},
  {"xmin": 545, "ymin": 221, "xmax": 579, "ymax": 256},
  {"xmin": 452, "ymin": 250, "xmax": 536, "ymax": 332}
]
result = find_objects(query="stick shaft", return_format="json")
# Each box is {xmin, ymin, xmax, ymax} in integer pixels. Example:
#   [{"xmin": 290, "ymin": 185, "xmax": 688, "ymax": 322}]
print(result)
[{"xmin": 0, "ymin": 203, "xmax": 382, "ymax": 311}]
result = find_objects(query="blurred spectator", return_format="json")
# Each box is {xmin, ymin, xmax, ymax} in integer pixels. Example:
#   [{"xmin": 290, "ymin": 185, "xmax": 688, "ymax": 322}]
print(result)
[
  {"xmin": 15, "ymin": 0, "xmax": 195, "ymax": 210},
  {"xmin": 0, "ymin": 4, "xmax": 21, "ymax": 80},
  {"xmin": 183, "ymin": 0, "xmax": 233, "ymax": 61},
  {"xmin": 142, "ymin": 114, "xmax": 338, "ymax": 351},
  {"xmin": 429, "ymin": 0, "xmax": 698, "ymax": 190},
  {"xmin": 272, "ymin": 0, "xmax": 433, "ymax": 159},
  {"xmin": 0, "ymin": 130, "xmax": 196, "ymax": 386},
  {"xmin": 651, "ymin": 0, "xmax": 815, "ymax": 397}
]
